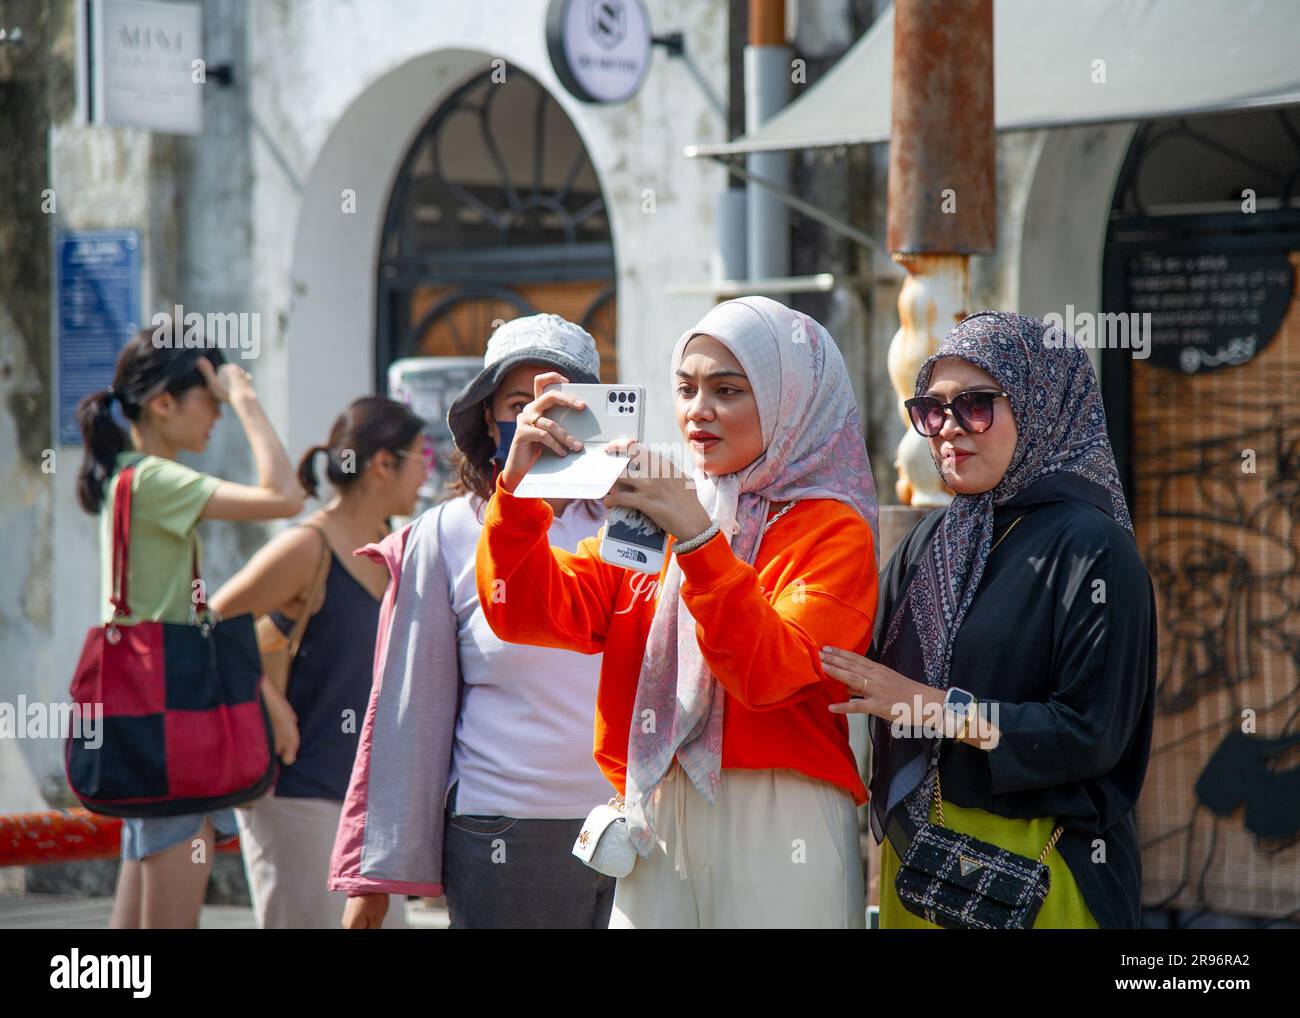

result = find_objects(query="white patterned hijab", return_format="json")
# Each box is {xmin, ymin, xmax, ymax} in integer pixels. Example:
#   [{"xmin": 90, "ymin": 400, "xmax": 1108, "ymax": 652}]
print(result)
[{"xmin": 624, "ymin": 296, "xmax": 878, "ymax": 856}]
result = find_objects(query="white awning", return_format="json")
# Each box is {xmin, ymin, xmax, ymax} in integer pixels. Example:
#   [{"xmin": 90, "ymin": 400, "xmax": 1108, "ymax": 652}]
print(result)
[{"xmin": 685, "ymin": 0, "xmax": 1300, "ymax": 158}]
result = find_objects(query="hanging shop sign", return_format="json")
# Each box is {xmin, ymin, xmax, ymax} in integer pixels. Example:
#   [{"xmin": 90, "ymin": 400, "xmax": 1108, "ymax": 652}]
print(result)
[
  {"xmin": 546, "ymin": 0, "xmax": 652, "ymax": 104},
  {"xmin": 79, "ymin": 0, "xmax": 203, "ymax": 135}
]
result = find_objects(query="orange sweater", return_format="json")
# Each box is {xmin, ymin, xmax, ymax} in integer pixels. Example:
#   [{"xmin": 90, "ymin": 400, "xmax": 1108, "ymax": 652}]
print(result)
[{"xmin": 476, "ymin": 475, "xmax": 877, "ymax": 806}]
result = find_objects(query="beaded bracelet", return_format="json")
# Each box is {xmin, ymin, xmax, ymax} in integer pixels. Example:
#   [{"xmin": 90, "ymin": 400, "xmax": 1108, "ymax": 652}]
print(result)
[{"xmin": 673, "ymin": 521, "xmax": 721, "ymax": 555}]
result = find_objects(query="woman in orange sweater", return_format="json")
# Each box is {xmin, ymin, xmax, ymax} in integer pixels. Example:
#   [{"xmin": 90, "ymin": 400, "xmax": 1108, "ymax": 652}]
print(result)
[{"xmin": 476, "ymin": 296, "xmax": 879, "ymax": 928}]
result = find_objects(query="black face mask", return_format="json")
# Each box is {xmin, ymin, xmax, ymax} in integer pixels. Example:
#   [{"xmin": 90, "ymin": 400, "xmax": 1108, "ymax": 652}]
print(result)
[{"xmin": 493, "ymin": 420, "xmax": 517, "ymax": 464}]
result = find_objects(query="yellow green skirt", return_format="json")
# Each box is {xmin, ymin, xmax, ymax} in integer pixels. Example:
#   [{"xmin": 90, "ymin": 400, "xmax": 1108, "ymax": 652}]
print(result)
[{"xmin": 880, "ymin": 798, "xmax": 1099, "ymax": 929}]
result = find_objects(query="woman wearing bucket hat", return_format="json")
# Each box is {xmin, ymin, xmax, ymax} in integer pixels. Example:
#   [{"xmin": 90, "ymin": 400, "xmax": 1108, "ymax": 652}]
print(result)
[
  {"xmin": 333, "ymin": 314, "xmax": 617, "ymax": 929},
  {"xmin": 477, "ymin": 297, "xmax": 880, "ymax": 928}
]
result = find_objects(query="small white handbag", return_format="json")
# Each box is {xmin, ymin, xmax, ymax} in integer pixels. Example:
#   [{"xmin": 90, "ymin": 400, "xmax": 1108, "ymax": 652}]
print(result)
[{"xmin": 572, "ymin": 794, "xmax": 637, "ymax": 878}]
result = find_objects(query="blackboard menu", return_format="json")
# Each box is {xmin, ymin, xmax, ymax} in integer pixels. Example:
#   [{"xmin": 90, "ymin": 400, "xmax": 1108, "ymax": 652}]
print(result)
[{"xmin": 1124, "ymin": 250, "xmax": 1294, "ymax": 374}]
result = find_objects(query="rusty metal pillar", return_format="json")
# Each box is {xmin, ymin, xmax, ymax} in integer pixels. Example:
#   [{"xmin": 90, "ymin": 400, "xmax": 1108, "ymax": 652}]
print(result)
[
  {"xmin": 866, "ymin": 2, "xmax": 997, "ymax": 915},
  {"xmin": 886, "ymin": 0, "xmax": 995, "ymax": 507},
  {"xmin": 745, "ymin": 0, "xmax": 791, "ymax": 298}
]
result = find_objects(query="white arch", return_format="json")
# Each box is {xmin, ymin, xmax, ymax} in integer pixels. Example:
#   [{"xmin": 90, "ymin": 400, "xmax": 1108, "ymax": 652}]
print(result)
[
  {"xmin": 265, "ymin": 25, "xmax": 724, "ymax": 457},
  {"xmin": 1015, "ymin": 122, "xmax": 1140, "ymax": 370},
  {"xmin": 280, "ymin": 48, "xmax": 503, "ymax": 461}
]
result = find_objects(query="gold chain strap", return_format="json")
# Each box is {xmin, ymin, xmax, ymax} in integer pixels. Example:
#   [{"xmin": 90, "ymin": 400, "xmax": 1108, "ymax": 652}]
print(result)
[
  {"xmin": 932, "ymin": 769, "xmax": 1063, "ymax": 863},
  {"xmin": 930, "ymin": 512, "xmax": 1063, "ymax": 865},
  {"xmin": 990, "ymin": 514, "xmax": 1023, "ymax": 554}
]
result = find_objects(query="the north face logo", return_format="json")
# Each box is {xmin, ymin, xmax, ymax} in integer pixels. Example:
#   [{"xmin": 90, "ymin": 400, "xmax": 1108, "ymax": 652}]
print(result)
[{"xmin": 616, "ymin": 546, "xmax": 647, "ymax": 563}]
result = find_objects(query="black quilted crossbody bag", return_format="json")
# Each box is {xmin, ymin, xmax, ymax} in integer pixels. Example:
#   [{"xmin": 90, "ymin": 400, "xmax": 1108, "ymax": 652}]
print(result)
[
  {"xmin": 894, "ymin": 766, "xmax": 1064, "ymax": 929},
  {"xmin": 893, "ymin": 513, "xmax": 1065, "ymax": 929}
]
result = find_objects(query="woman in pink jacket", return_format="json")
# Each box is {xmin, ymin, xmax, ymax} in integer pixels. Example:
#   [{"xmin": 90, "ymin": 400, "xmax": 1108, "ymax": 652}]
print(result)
[{"xmin": 331, "ymin": 315, "xmax": 615, "ymax": 929}]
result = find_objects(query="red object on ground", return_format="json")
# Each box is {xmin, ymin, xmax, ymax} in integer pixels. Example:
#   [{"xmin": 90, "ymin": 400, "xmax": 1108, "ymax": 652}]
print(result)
[{"xmin": 0, "ymin": 809, "xmax": 240, "ymax": 866}]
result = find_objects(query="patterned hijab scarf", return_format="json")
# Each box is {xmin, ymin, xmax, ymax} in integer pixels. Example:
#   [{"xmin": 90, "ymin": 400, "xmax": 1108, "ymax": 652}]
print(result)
[
  {"xmin": 877, "ymin": 310, "xmax": 1134, "ymax": 832},
  {"xmin": 624, "ymin": 296, "xmax": 878, "ymax": 857}
]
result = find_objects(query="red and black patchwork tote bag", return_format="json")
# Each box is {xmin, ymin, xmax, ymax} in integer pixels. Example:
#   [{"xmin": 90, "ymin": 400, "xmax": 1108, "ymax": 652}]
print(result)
[{"xmin": 65, "ymin": 464, "xmax": 277, "ymax": 817}]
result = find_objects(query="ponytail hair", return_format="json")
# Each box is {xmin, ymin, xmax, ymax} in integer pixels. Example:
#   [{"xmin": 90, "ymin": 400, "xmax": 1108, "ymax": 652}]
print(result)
[
  {"xmin": 76, "ymin": 328, "xmax": 225, "ymax": 513},
  {"xmin": 76, "ymin": 389, "xmax": 128, "ymax": 513},
  {"xmin": 297, "ymin": 444, "xmax": 331, "ymax": 499},
  {"xmin": 298, "ymin": 397, "xmax": 425, "ymax": 500}
]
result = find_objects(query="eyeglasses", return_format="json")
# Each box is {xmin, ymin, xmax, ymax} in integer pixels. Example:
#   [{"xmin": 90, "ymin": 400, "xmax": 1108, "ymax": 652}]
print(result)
[
  {"xmin": 394, "ymin": 437, "xmax": 436, "ymax": 475},
  {"xmin": 904, "ymin": 390, "xmax": 1010, "ymax": 437}
]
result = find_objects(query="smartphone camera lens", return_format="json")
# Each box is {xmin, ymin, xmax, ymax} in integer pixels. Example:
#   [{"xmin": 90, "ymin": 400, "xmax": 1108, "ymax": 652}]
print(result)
[
  {"xmin": 627, "ymin": 392, "xmax": 636, "ymax": 403},
  {"xmin": 617, "ymin": 391, "xmax": 626, "ymax": 402},
  {"xmin": 608, "ymin": 391, "xmax": 617, "ymax": 403}
]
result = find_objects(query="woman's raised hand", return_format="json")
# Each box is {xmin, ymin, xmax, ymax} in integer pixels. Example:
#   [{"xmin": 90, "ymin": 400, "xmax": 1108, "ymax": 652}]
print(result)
[
  {"xmin": 197, "ymin": 357, "xmax": 255, "ymax": 405},
  {"xmin": 602, "ymin": 438, "xmax": 713, "ymax": 542},
  {"xmin": 822, "ymin": 646, "xmax": 941, "ymax": 722},
  {"xmin": 823, "ymin": 647, "xmax": 1002, "ymax": 749},
  {"xmin": 499, "ymin": 371, "xmax": 587, "ymax": 492}
]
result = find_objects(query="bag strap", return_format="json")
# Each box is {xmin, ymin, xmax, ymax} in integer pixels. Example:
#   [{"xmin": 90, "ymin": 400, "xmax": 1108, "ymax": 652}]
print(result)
[
  {"xmin": 990, "ymin": 513, "xmax": 1024, "ymax": 555},
  {"xmin": 189, "ymin": 544, "xmax": 205, "ymax": 617},
  {"xmin": 919, "ymin": 513, "xmax": 1022, "ymax": 768},
  {"xmin": 109, "ymin": 464, "xmax": 135, "ymax": 618},
  {"xmin": 284, "ymin": 523, "xmax": 331, "ymax": 661},
  {"xmin": 110, "ymin": 462, "xmax": 207, "ymax": 621},
  {"xmin": 896, "ymin": 512, "xmax": 1065, "ymax": 857},
  {"xmin": 931, "ymin": 767, "xmax": 1064, "ymax": 863}
]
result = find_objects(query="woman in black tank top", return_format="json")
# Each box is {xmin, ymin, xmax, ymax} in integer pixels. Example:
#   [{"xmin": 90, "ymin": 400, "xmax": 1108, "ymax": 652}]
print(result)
[{"xmin": 211, "ymin": 397, "xmax": 427, "ymax": 928}]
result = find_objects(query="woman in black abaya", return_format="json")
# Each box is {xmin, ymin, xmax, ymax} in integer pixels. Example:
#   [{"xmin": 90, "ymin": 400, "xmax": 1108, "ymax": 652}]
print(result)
[{"xmin": 823, "ymin": 311, "xmax": 1157, "ymax": 929}]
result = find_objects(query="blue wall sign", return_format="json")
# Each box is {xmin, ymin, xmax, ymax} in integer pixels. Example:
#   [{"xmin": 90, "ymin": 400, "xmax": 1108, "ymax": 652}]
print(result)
[{"xmin": 56, "ymin": 229, "xmax": 141, "ymax": 444}]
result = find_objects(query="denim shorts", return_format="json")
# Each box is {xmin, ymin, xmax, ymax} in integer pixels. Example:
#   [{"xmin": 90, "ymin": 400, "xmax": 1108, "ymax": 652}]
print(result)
[{"xmin": 120, "ymin": 809, "xmax": 240, "ymax": 862}]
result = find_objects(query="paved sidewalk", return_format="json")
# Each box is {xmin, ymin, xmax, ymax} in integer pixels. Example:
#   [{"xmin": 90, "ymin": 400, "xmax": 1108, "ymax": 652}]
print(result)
[{"xmin": 0, "ymin": 894, "xmax": 449, "ymax": 929}]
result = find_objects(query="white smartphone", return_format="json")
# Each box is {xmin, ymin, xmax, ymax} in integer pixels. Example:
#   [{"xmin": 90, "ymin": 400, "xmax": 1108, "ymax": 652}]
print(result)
[
  {"xmin": 600, "ymin": 505, "xmax": 669, "ymax": 575},
  {"xmin": 510, "ymin": 383, "xmax": 668, "ymax": 574},
  {"xmin": 513, "ymin": 384, "xmax": 645, "ymax": 500}
]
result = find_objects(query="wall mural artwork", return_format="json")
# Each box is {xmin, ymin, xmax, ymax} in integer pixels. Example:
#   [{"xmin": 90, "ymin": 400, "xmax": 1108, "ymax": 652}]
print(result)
[{"xmin": 1133, "ymin": 252, "xmax": 1300, "ymax": 923}]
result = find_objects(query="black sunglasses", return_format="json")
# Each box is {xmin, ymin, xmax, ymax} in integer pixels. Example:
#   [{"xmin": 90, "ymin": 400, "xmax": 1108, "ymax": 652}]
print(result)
[{"xmin": 904, "ymin": 389, "xmax": 1010, "ymax": 437}]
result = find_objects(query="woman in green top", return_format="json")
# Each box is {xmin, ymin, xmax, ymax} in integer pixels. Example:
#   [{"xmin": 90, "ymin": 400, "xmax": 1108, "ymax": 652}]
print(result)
[
  {"xmin": 823, "ymin": 312, "xmax": 1155, "ymax": 929},
  {"xmin": 77, "ymin": 329, "xmax": 305, "ymax": 928}
]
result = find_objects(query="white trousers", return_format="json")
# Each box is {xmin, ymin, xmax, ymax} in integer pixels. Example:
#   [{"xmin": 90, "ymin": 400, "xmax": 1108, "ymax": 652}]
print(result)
[
  {"xmin": 235, "ymin": 795, "xmax": 407, "ymax": 929},
  {"xmin": 609, "ymin": 765, "xmax": 865, "ymax": 929}
]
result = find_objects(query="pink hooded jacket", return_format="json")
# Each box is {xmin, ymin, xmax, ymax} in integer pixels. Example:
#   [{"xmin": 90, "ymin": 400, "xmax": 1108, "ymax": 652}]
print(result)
[{"xmin": 329, "ymin": 503, "xmax": 461, "ymax": 897}]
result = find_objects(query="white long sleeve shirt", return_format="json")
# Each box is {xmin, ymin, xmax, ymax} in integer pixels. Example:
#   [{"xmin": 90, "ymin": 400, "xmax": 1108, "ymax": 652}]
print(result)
[{"xmin": 443, "ymin": 494, "xmax": 613, "ymax": 818}]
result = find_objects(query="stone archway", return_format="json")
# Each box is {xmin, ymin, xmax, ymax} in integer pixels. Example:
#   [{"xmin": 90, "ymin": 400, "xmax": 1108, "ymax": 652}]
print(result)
[
  {"xmin": 376, "ymin": 65, "xmax": 618, "ymax": 384},
  {"xmin": 280, "ymin": 49, "xmax": 506, "ymax": 462}
]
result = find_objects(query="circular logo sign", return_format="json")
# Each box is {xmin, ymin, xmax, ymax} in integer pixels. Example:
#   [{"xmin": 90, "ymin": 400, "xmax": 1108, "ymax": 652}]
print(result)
[{"xmin": 546, "ymin": 0, "xmax": 652, "ymax": 104}]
